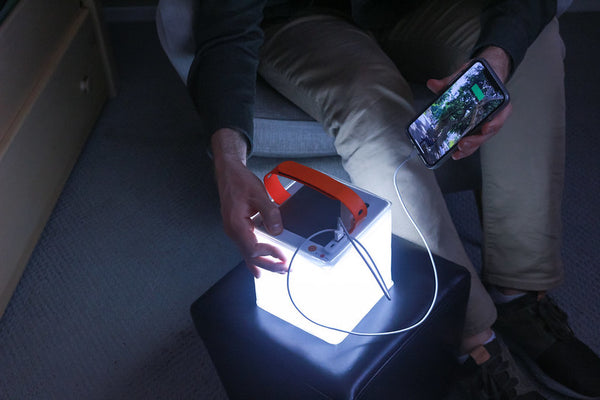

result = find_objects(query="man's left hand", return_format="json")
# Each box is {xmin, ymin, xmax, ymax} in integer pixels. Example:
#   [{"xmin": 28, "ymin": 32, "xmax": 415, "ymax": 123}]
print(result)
[{"xmin": 425, "ymin": 46, "xmax": 513, "ymax": 160}]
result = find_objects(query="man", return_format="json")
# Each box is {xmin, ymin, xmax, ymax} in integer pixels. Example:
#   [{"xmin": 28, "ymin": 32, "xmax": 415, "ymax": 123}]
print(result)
[{"xmin": 181, "ymin": 0, "xmax": 600, "ymax": 398}]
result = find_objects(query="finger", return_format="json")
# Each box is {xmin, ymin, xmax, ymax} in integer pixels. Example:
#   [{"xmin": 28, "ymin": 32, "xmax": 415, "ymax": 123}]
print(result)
[
  {"xmin": 237, "ymin": 228, "xmax": 287, "ymax": 277},
  {"xmin": 452, "ymin": 136, "xmax": 484, "ymax": 160},
  {"xmin": 226, "ymin": 215, "xmax": 271, "ymax": 272},
  {"xmin": 452, "ymin": 101, "xmax": 513, "ymax": 161},
  {"xmin": 245, "ymin": 256, "xmax": 288, "ymax": 278},
  {"xmin": 252, "ymin": 257, "xmax": 288, "ymax": 274},
  {"xmin": 252, "ymin": 195, "xmax": 283, "ymax": 236},
  {"xmin": 426, "ymin": 62, "xmax": 470, "ymax": 95},
  {"xmin": 451, "ymin": 150, "xmax": 465, "ymax": 161},
  {"xmin": 481, "ymin": 102, "xmax": 513, "ymax": 136},
  {"xmin": 426, "ymin": 78, "xmax": 448, "ymax": 95},
  {"xmin": 245, "ymin": 256, "xmax": 287, "ymax": 280},
  {"xmin": 250, "ymin": 243, "xmax": 288, "ymax": 273},
  {"xmin": 451, "ymin": 126, "xmax": 499, "ymax": 160},
  {"xmin": 252, "ymin": 242, "xmax": 287, "ymax": 263},
  {"xmin": 452, "ymin": 145, "xmax": 475, "ymax": 160},
  {"xmin": 246, "ymin": 263, "xmax": 262, "ymax": 279},
  {"xmin": 226, "ymin": 213, "xmax": 258, "ymax": 256}
]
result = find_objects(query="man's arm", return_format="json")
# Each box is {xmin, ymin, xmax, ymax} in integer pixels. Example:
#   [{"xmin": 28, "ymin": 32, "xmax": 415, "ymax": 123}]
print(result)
[
  {"xmin": 473, "ymin": 0, "xmax": 557, "ymax": 75},
  {"xmin": 187, "ymin": 1, "xmax": 288, "ymax": 276},
  {"xmin": 211, "ymin": 128, "xmax": 287, "ymax": 278},
  {"xmin": 187, "ymin": 0, "xmax": 268, "ymax": 153},
  {"xmin": 427, "ymin": 0, "xmax": 557, "ymax": 160}
]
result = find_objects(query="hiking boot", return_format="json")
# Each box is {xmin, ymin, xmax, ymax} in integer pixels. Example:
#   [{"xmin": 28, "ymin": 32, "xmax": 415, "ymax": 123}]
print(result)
[
  {"xmin": 448, "ymin": 337, "xmax": 545, "ymax": 400},
  {"xmin": 494, "ymin": 292, "xmax": 600, "ymax": 400}
]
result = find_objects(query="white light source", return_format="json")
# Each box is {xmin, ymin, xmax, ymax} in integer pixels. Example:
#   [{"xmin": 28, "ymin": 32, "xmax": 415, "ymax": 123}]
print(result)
[{"xmin": 254, "ymin": 171, "xmax": 392, "ymax": 345}]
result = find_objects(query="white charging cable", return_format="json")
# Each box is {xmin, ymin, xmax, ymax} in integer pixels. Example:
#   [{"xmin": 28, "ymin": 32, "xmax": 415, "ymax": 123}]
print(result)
[{"xmin": 286, "ymin": 149, "xmax": 440, "ymax": 337}]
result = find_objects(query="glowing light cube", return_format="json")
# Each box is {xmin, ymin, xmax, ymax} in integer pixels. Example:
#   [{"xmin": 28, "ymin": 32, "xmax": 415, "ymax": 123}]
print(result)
[{"xmin": 254, "ymin": 180, "xmax": 392, "ymax": 344}]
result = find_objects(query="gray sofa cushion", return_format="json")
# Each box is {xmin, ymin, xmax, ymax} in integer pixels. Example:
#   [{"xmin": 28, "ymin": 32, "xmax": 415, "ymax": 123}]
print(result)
[
  {"xmin": 253, "ymin": 76, "xmax": 336, "ymax": 157},
  {"xmin": 252, "ymin": 77, "xmax": 439, "ymax": 158}
]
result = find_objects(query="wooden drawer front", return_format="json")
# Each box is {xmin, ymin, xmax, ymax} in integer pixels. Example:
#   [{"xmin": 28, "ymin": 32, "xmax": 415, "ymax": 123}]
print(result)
[
  {"xmin": 0, "ymin": 8, "xmax": 108, "ymax": 316},
  {"xmin": 0, "ymin": 0, "xmax": 81, "ymax": 140}
]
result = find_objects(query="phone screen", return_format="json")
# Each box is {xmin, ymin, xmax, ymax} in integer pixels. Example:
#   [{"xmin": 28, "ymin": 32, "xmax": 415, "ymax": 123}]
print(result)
[{"xmin": 406, "ymin": 59, "xmax": 508, "ymax": 168}]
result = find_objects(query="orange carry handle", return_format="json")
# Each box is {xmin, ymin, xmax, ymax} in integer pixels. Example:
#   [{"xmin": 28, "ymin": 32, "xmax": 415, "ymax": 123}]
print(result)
[{"xmin": 264, "ymin": 161, "xmax": 367, "ymax": 232}]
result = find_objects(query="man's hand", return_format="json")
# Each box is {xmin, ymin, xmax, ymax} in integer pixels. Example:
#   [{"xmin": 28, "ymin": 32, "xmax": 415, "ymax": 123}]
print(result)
[
  {"xmin": 426, "ymin": 46, "xmax": 513, "ymax": 160},
  {"xmin": 212, "ymin": 128, "xmax": 287, "ymax": 278}
]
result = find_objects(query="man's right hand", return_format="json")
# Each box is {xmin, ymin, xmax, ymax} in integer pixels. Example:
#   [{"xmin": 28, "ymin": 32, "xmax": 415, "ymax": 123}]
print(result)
[{"xmin": 211, "ymin": 128, "xmax": 287, "ymax": 278}]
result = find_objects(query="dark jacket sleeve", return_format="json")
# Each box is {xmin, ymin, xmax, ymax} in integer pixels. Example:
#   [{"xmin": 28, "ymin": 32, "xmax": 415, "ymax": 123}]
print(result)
[
  {"xmin": 187, "ymin": 0, "xmax": 267, "ymax": 154},
  {"xmin": 473, "ymin": 0, "xmax": 557, "ymax": 73}
]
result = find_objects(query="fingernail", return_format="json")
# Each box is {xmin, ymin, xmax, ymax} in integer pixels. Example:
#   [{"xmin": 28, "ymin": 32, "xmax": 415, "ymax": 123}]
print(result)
[
  {"xmin": 269, "ymin": 223, "xmax": 282, "ymax": 234},
  {"xmin": 276, "ymin": 262, "xmax": 288, "ymax": 274},
  {"xmin": 460, "ymin": 142, "xmax": 473, "ymax": 152}
]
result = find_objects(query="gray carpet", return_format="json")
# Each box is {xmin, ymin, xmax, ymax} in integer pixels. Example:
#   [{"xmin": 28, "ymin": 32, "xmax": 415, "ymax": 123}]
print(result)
[{"xmin": 0, "ymin": 11, "xmax": 598, "ymax": 400}]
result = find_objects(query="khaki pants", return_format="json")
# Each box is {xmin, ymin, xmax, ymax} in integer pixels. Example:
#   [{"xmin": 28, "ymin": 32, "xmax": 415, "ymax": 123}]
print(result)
[{"xmin": 258, "ymin": 1, "xmax": 565, "ymax": 337}]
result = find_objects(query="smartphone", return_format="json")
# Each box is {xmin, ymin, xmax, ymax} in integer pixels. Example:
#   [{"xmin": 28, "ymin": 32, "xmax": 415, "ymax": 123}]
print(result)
[{"xmin": 406, "ymin": 58, "xmax": 509, "ymax": 169}]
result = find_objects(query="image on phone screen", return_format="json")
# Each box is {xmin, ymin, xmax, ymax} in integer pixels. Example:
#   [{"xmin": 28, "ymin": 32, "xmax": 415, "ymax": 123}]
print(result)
[{"xmin": 407, "ymin": 60, "xmax": 507, "ymax": 167}]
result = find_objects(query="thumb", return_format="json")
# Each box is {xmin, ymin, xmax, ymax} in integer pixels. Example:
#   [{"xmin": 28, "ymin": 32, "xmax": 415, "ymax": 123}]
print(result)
[
  {"xmin": 258, "ymin": 199, "xmax": 283, "ymax": 236},
  {"xmin": 426, "ymin": 78, "xmax": 449, "ymax": 95},
  {"xmin": 426, "ymin": 62, "xmax": 469, "ymax": 95}
]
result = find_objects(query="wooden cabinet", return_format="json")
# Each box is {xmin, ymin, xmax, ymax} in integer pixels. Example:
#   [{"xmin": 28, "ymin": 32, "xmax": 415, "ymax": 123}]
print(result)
[{"xmin": 0, "ymin": 0, "xmax": 116, "ymax": 317}]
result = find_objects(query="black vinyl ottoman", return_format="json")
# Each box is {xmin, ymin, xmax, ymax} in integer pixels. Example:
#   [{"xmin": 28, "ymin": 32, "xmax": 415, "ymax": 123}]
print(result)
[{"xmin": 191, "ymin": 236, "xmax": 470, "ymax": 399}]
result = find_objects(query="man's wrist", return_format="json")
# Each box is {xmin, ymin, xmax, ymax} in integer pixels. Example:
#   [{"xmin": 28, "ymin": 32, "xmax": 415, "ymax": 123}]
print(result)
[
  {"xmin": 477, "ymin": 46, "xmax": 512, "ymax": 82},
  {"xmin": 211, "ymin": 128, "xmax": 249, "ymax": 167}
]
